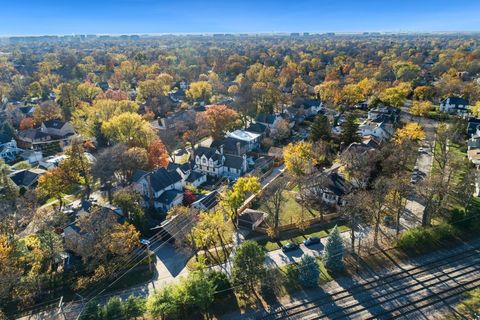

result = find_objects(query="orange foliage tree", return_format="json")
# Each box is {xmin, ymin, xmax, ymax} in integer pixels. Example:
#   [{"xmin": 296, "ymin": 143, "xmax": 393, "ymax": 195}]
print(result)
[{"xmin": 147, "ymin": 139, "xmax": 169, "ymax": 169}]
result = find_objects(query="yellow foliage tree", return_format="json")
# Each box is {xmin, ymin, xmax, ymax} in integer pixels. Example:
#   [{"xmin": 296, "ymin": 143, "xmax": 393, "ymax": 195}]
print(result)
[
  {"xmin": 394, "ymin": 123, "xmax": 425, "ymax": 144},
  {"xmin": 283, "ymin": 141, "xmax": 315, "ymax": 176},
  {"xmin": 101, "ymin": 112, "xmax": 155, "ymax": 148}
]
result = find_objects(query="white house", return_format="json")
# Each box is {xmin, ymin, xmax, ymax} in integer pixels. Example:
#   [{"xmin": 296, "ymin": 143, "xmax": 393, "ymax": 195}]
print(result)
[
  {"xmin": 440, "ymin": 97, "xmax": 469, "ymax": 115},
  {"xmin": 133, "ymin": 168, "xmax": 184, "ymax": 211},
  {"xmin": 357, "ymin": 120, "xmax": 394, "ymax": 141},
  {"xmin": 227, "ymin": 129, "xmax": 261, "ymax": 151},
  {"xmin": 0, "ymin": 133, "xmax": 20, "ymax": 162},
  {"xmin": 194, "ymin": 146, "xmax": 247, "ymax": 178}
]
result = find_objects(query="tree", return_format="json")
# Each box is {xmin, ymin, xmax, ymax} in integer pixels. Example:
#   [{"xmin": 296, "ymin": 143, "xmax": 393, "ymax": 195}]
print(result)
[
  {"xmin": 78, "ymin": 300, "xmax": 103, "ymax": 320},
  {"xmin": 231, "ymin": 241, "xmax": 266, "ymax": 296},
  {"xmin": 62, "ymin": 137, "xmax": 92, "ymax": 192},
  {"xmin": 394, "ymin": 122, "xmax": 425, "ymax": 145},
  {"xmin": 182, "ymin": 270, "xmax": 216, "ymax": 316},
  {"xmin": 309, "ymin": 114, "xmax": 331, "ymax": 142},
  {"xmin": 19, "ymin": 117, "xmax": 34, "ymax": 130},
  {"xmin": 101, "ymin": 112, "xmax": 156, "ymax": 148},
  {"xmin": 27, "ymin": 81, "xmax": 43, "ymax": 99},
  {"xmin": 324, "ymin": 225, "xmax": 344, "ymax": 272},
  {"xmin": 221, "ymin": 176, "xmax": 261, "ymax": 227},
  {"xmin": 196, "ymin": 104, "xmax": 240, "ymax": 139},
  {"xmin": 456, "ymin": 289, "xmax": 480, "ymax": 319},
  {"xmin": 393, "ymin": 62, "xmax": 420, "ymax": 81},
  {"xmin": 123, "ymin": 295, "xmax": 146, "ymax": 320},
  {"xmin": 147, "ymin": 139, "xmax": 169, "ymax": 169},
  {"xmin": 413, "ymin": 86, "xmax": 435, "ymax": 101},
  {"xmin": 380, "ymin": 83, "xmax": 411, "ymax": 108},
  {"xmin": 33, "ymin": 100, "xmax": 63, "ymax": 124},
  {"xmin": 55, "ymin": 83, "xmax": 80, "ymax": 120},
  {"xmin": 470, "ymin": 101, "xmax": 480, "ymax": 118},
  {"xmin": 410, "ymin": 101, "xmax": 433, "ymax": 117},
  {"xmin": 270, "ymin": 118, "xmax": 290, "ymax": 142},
  {"xmin": 342, "ymin": 83, "xmax": 363, "ymax": 107},
  {"xmin": 298, "ymin": 254, "xmax": 320, "ymax": 288},
  {"xmin": 137, "ymin": 73, "xmax": 173, "ymax": 102},
  {"xmin": 186, "ymin": 81, "xmax": 213, "ymax": 103},
  {"xmin": 77, "ymin": 82, "xmax": 102, "ymax": 103},
  {"xmin": 340, "ymin": 114, "xmax": 360, "ymax": 146},
  {"xmin": 36, "ymin": 168, "xmax": 70, "ymax": 210},
  {"xmin": 263, "ymin": 176, "xmax": 288, "ymax": 239},
  {"xmin": 104, "ymin": 296, "xmax": 124, "ymax": 320},
  {"xmin": 283, "ymin": 141, "xmax": 314, "ymax": 176},
  {"xmin": 112, "ymin": 189, "xmax": 146, "ymax": 233}
]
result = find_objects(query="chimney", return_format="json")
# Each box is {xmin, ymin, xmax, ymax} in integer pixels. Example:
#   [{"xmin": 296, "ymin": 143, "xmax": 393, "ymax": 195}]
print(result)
[
  {"xmin": 220, "ymin": 144, "xmax": 224, "ymax": 155},
  {"xmin": 236, "ymin": 142, "xmax": 241, "ymax": 156}
]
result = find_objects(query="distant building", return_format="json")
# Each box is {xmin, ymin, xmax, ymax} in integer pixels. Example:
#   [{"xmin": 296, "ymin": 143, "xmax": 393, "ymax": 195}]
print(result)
[{"xmin": 440, "ymin": 96, "xmax": 469, "ymax": 115}]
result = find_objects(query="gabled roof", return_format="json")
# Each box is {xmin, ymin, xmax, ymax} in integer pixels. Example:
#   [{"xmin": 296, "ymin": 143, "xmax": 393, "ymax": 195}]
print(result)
[
  {"xmin": 224, "ymin": 154, "xmax": 244, "ymax": 170},
  {"xmin": 245, "ymin": 123, "xmax": 268, "ymax": 134},
  {"xmin": 210, "ymin": 137, "xmax": 248, "ymax": 154},
  {"xmin": 157, "ymin": 190, "xmax": 182, "ymax": 205},
  {"xmin": 149, "ymin": 168, "xmax": 182, "ymax": 192},
  {"xmin": 0, "ymin": 133, "xmax": 11, "ymax": 144},
  {"xmin": 186, "ymin": 170, "xmax": 205, "ymax": 183},
  {"xmin": 167, "ymin": 162, "xmax": 190, "ymax": 175},
  {"xmin": 9, "ymin": 169, "xmax": 45, "ymax": 188},
  {"xmin": 302, "ymin": 99, "xmax": 321, "ymax": 108},
  {"xmin": 195, "ymin": 146, "xmax": 221, "ymax": 161},
  {"xmin": 442, "ymin": 96, "xmax": 469, "ymax": 106},
  {"xmin": 192, "ymin": 190, "xmax": 219, "ymax": 210},
  {"xmin": 323, "ymin": 171, "xmax": 350, "ymax": 196},
  {"xmin": 238, "ymin": 209, "xmax": 266, "ymax": 224},
  {"xmin": 43, "ymin": 119, "xmax": 66, "ymax": 129},
  {"xmin": 256, "ymin": 113, "xmax": 278, "ymax": 124},
  {"xmin": 18, "ymin": 129, "xmax": 51, "ymax": 141}
]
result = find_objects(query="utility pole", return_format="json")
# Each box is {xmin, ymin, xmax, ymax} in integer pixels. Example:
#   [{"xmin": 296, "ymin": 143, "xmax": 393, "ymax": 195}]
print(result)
[{"xmin": 58, "ymin": 296, "xmax": 67, "ymax": 320}]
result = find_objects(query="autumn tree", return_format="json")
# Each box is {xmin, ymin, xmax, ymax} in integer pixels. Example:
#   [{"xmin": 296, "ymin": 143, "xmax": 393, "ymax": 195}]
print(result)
[
  {"xmin": 37, "ymin": 168, "xmax": 70, "ymax": 210},
  {"xmin": 231, "ymin": 241, "xmax": 266, "ymax": 296},
  {"xmin": 196, "ymin": 104, "xmax": 240, "ymax": 139},
  {"xmin": 262, "ymin": 176, "xmax": 288, "ymax": 239},
  {"xmin": 410, "ymin": 101, "xmax": 433, "ymax": 117},
  {"xmin": 137, "ymin": 73, "xmax": 173, "ymax": 102},
  {"xmin": 19, "ymin": 117, "xmax": 34, "ymax": 130},
  {"xmin": 33, "ymin": 100, "xmax": 63, "ymax": 124},
  {"xmin": 394, "ymin": 122, "xmax": 425, "ymax": 145},
  {"xmin": 55, "ymin": 83, "xmax": 80, "ymax": 120},
  {"xmin": 187, "ymin": 81, "xmax": 213, "ymax": 103},
  {"xmin": 60, "ymin": 138, "xmax": 93, "ymax": 198},
  {"xmin": 283, "ymin": 141, "xmax": 315, "ymax": 177},
  {"xmin": 270, "ymin": 118, "xmax": 291, "ymax": 142},
  {"xmin": 101, "ymin": 112, "xmax": 156, "ymax": 148},
  {"xmin": 77, "ymin": 82, "xmax": 102, "ymax": 103},
  {"xmin": 380, "ymin": 82, "xmax": 411, "ymax": 108},
  {"xmin": 147, "ymin": 139, "xmax": 169, "ymax": 169},
  {"xmin": 340, "ymin": 113, "xmax": 360, "ymax": 146},
  {"xmin": 221, "ymin": 176, "xmax": 261, "ymax": 227}
]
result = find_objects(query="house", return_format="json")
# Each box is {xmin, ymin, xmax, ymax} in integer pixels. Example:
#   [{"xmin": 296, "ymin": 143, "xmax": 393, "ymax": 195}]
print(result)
[
  {"xmin": 192, "ymin": 190, "xmax": 219, "ymax": 211},
  {"xmin": 440, "ymin": 96, "xmax": 469, "ymax": 115},
  {"xmin": 209, "ymin": 137, "xmax": 249, "ymax": 156},
  {"xmin": 367, "ymin": 106, "xmax": 400, "ymax": 123},
  {"xmin": 167, "ymin": 162, "xmax": 207, "ymax": 187},
  {"xmin": 9, "ymin": 168, "xmax": 46, "ymax": 189},
  {"xmin": 468, "ymin": 149, "xmax": 480, "ymax": 166},
  {"xmin": 238, "ymin": 209, "xmax": 267, "ymax": 231},
  {"xmin": 157, "ymin": 109, "xmax": 195, "ymax": 130},
  {"xmin": 267, "ymin": 146, "xmax": 284, "ymax": 165},
  {"xmin": 39, "ymin": 154, "xmax": 68, "ymax": 170},
  {"xmin": 0, "ymin": 133, "xmax": 20, "ymax": 162},
  {"xmin": 245, "ymin": 123, "xmax": 269, "ymax": 137},
  {"xmin": 304, "ymin": 168, "xmax": 351, "ymax": 207},
  {"xmin": 255, "ymin": 113, "xmax": 282, "ymax": 128},
  {"xmin": 194, "ymin": 146, "xmax": 247, "ymax": 178},
  {"xmin": 20, "ymin": 149, "xmax": 43, "ymax": 164},
  {"xmin": 301, "ymin": 99, "xmax": 323, "ymax": 116},
  {"xmin": 17, "ymin": 120, "xmax": 76, "ymax": 151},
  {"xmin": 467, "ymin": 118, "xmax": 480, "ymax": 137},
  {"xmin": 185, "ymin": 170, "xmax": 207, "ymax": 187},
  {"xmin": 226, "ymin": 130, "xmax": 261, "ymax": 151},
  {"xmin": 355, "ymin": 101, "xmax": 369, "ymax": 110},
  {"xmin": 357, "ymin": 119, "xmax": 394, "ymax": 141},
  {"xmin": 133, "ymin": 167, "xmax": 184, "ymax": 211}
]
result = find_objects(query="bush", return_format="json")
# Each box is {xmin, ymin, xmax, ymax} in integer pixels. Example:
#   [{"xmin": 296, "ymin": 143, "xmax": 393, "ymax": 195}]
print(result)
[{"xmin": 398, "ymin": 223, "xmax": 457, "ymax": 252}]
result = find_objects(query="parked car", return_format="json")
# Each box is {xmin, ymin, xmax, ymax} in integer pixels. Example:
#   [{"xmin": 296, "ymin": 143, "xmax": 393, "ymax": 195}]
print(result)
[
  {"xmin": 281, "ymin": 242, "xmax": 299, "ymax": 253},
  {"xmin": 140, "ymin": 239, "xmax": 151, "ymax": 247},
  {"xmin": 303, "ymin": 237, "xmax": 321, "ymax": 246}
]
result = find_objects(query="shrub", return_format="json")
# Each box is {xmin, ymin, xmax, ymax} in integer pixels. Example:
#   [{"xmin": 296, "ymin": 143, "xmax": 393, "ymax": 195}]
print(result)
[{"xmin": 398, "ymin": 223, "xmax": 457, "ymax": 252}]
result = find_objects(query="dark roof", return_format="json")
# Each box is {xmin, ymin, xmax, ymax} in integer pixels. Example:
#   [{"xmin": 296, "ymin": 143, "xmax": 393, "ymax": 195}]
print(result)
[
  {"xmin": 302, "ymin": 99, "xmax": 321, "ymax": 108},
  {"xmin": 195, "ymin": 146, "xmax": 221, "ymax": 161},
  {"xmin": 157, "ymin": 190, "xmax": 182, "ymax": 205},
  {"xmin": 43, "ymin": 119, "xmax": 66, "ymax": 129},
  {"xmin": 186, "ymin": 170, "xmax": 205, "ymax": 183},
  {"xmin": 149, "ymin": 168, "xmax": 182, "ymax": 192},
  {"xmin": 324, "ymin": 172, "xmax": 350, "ymax": 196},
  {"xmin": 18, "ymin": 106, "xmax": 34, "ymax": 114},
  {"xmin": 246, "ymin": 123, "xmax": 268, "ymax": 134},
  {"xmin": 167, "ymin": 162, "xmax": 190, "ymax": 175},
  {"xmin": 468, "ymin": 118, "xmax": 480, "ymax": 136},
  {"xmin": 9, "ymin": 169, "xmax": 43, "ymax": 187},
  {"xmin": 210, "ymin": 137, "xmax": 247, "ymax": 155},
  {"xmin": 224, "ymin": 154, "xmax": 244, "ymax": 170},
  {"xmin": 193, "ymin": 190, "xmax": 219, "ymax": 210},
  {"xmin": 132, "ymin": 169, "xmax": 148, "ymax": 183},
  {"xmin": 442, "ymin": 96, "xmax": 469, "ymax": 106},
  {"xmin": 18, "ymin": 129, "xmax": 51, "ymax": 141},
  {"xmin": 238, "ymin": 209, "xmax": 266, "ymax": 224},
  {"xmin": 256, "ymin": 113, "xmax": 277, "ymax": 124},
  {"xmin": 0, "ymin": 133, "xmax": 11, "ymax": 144}
]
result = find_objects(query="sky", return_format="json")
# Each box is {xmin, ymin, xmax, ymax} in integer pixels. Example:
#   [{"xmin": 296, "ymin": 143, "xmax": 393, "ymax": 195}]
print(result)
[{"xmin": 0, "ymin": 0, "xmax": 479, "ymax": 36}]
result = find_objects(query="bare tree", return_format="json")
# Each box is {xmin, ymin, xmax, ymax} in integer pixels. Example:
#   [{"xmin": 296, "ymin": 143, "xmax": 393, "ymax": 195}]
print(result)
[{"xmin": 262, "ymin": 176, "xmax": 288, "ymax": 239}]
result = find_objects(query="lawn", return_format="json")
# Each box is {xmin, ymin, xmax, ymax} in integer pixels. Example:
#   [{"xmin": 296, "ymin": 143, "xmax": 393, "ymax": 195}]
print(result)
[
  {"xmin": 258, "ymin": 190, "xmax": 322, "ymax": 226},
  {"xmin": 257, "ymin": 223, "xmax": 349, "ymax": 251}
]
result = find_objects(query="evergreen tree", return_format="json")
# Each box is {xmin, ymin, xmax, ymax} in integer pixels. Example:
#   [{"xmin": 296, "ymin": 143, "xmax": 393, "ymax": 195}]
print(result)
[
  {"xmin": 123, "ymin": 295, "xmax": 146, "ymax": 319},
  {"xmin": 309, "ymin": 114, "xmax": 331, "ymax": 142},
  {"xmin": 340, "ymin": 114, "xmax": 360, "ymax": 146},
  {"xmin": 298, "ymin": 254, "xmax": 320, "ymax": 288},
  {"xmin": 324, "ymin": 225, "xmax": 344, "ymax": 272}
]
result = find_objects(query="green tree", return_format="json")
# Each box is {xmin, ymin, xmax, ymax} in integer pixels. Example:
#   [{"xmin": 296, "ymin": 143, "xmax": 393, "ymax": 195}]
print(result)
[
  {"xmin": 187, "ymin": 81, "xmax": 213, "ymax": 103},
  {"xmin": 231, "ymin": 240, "xmax": 266, "ymax": 296},
  {"xmin": 340, "ymin": 114, "xmax": 360, "ymax": 146},
  {"xmin": 60, "ymin": 138, "xmax": 93, "ymax": 198},
  {"xmin": 78, "ymin": 300, "xmax": 103, "ymax": 320},
  {"xmin": 123, "ymin": 295, "xmax": 146, "ymax": 319},
  {"xmin": 112, "ymin": 189, "xmax": 147, "ymax": 233},
  {"xmin": 220, "ymin": 176, "xmax": 261, "ymax": 227},
  {"xmin": 309, "ymin": 114, "xmax": 331, "ymax": 142},
  {"xmin": 298, "ymin": 254, "xmax": 320, "ymax": 288},
  {"xmin": 101, "ymin": 112, "xmax": 156, "ymax": 148},
  {"xmin": 104, "ymin": 296, "xmax": 125, "ymax": 320},
  {"xmin": 324, "ymin": 225, "xmax": 344, "ymax": 272},
  {"xmin": 55, "ymin": 82, "xmax": 80, "ymax": 120}
]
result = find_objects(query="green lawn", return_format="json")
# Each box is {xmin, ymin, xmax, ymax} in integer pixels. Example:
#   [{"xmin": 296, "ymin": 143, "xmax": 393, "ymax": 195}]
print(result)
[
  {"xmin": 258, "ymin": 190, "xmax": 321, "ymax": 226},
  {"xmin": 257, "ymin": 224, "xmax": 349, "ymax": 251}
]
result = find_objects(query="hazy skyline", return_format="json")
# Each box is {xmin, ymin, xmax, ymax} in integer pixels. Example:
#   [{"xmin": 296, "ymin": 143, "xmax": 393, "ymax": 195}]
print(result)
[{"xmin": 1, "ymin": 0, "xmax": 480, "ymax": 36}]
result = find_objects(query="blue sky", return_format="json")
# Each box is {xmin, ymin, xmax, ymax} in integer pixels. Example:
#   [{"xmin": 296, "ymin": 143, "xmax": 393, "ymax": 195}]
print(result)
[{"xmin": 1, "ymin": 0, "xmax": 479, "ymax": 36}]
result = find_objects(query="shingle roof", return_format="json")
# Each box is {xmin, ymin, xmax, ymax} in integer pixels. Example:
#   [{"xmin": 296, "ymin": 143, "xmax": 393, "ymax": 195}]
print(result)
[
  {"xmin": 43, "ymin": 119, "xmax": 66, "ymax": 129},
  {"xmin": 9, "ymin": 169, "xmax": 45, "ymax": 187},
  {"xmin": 149, "ymin": 168, "xmax": 182, "ymax": 192},
  {"xmin": 224, "ymin": 154, "xmax": 244, "ymax": 170},
  {"xmin": 443, "ymin": 96, "xmax": 469, "ymax": 106},
  {"xmin": 238, "ymin": 209, "xmax": 266, "ymax": 224},
  {"xmin": 324, "ymin": 171, "xmax": 350, "ymax": 196},
  {"xmin": 195, "ymin": 146, "xmax": 221, "ymax": 161},
  {"xmin": 246, "ymin": 123, "xmax": 268, "ymax": 134},
  {"xmin": 186, "ymin": 170, "xmax": 205, "ymax": 183},
  {"xmin": 210, "ymin": 137, "xmax": 248, "ymax": 155},
  {"xmin": 192, "ymin": 190, "xmax": 219, "ymax": 210},
  {"xmin": 157, "ymin": 190, "xmax": 182, "ymax": 205},
  {"xmin": 0, "ymin": 133, "xmax": 11, "ymax": 144}
]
